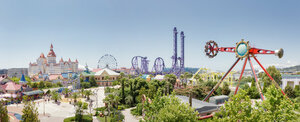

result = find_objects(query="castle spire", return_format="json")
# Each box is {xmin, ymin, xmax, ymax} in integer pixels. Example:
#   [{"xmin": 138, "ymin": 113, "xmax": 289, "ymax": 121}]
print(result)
[{"xmin": 47, "ymin": 44, "xmax": 56, "ymax": 57}]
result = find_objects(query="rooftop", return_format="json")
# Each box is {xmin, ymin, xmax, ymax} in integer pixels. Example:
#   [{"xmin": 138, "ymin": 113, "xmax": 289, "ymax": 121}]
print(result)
[{"xmin": 176, "ymin": 95, "xmax": 220, "ymax": 114}]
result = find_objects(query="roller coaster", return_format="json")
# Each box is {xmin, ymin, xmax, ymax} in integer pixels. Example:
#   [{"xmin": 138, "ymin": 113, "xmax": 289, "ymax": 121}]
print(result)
[{"xmin": 131, "ymin": 27, "xmax": 185, "ymax": 76}]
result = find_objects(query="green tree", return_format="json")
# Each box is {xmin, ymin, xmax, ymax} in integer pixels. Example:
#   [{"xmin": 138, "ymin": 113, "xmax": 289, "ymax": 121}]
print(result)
[
  {"xmin": 56, "ymin": 82, "xmax": 63, "ymax": 87},
  {"xmin": 51, "ymin": 91, "xmax": 61, "ymax": 102},
  {"xmin": 256, "ymin": 85, "xmax": 299, "ymax": 121},
  {"xmin": 144, "ymin": 93, "xmax": 198, "ymax": 122},
  {"xmin": 63, "ymin": 88, "xmax": 71, "ymax": 98},
  {"xmin": 284, "ymin": 85, "xmax": 296, "ymax": 98},
  {"xmin": 125, "ymin": 95, "xmax": 134, "ymax": 107},
  {"xmin": 0, "ymin": 100, "xmax": 9, "ymax": 122},
  {"xmin": 260, "ymin": 66, "xmax": 282, "ymax": 92},
  {"xmin": 221, "ymin": 82, "xmax": 230, "ymax": 95},
  {"xmin": 84, "ymin": 90, "xmax": 93, "ymax": 100},
  {"xmin": 212, "ymin": 85, "xmax": 299, "ymax": 121},
  {"xmin": 81, "ymin": 82, "xmax": 91, "ymax": 89},
  {"xmin": 164, "ymin": 74, "xmax": 177, "ymax": 86},
  {"xmin": 120, "ymin": 78, "xmax": 126, "ymax": 104},
  {"xmin": 72, "ymin": 93, "xmax": 79, "ymax": 103},
  {"xmin": 38, "ymin": 81, "xmax": 45, "ymax": 89},
  {"xmin": 22, "ymin": 96, "xmax": 40, "ymax": 122},
  {"xmin": 89, "ymin": 76, "xmax": 97, "ymax": 87},
  {"xmin": 32, "ymin": 83, "xmax": 38, "ymax": 88},
  {"xmin": 212, "ymin": 89, "xmax": 260, "ymax": 121},
  {"xmin": 80, "ymin": 88, "xmax": 85, "ymax": 98},
  {"xmin": 247, "ymin": 80, "xmax": 260, "ymax": 99},
  {"xmin": 75, "ymin": 101, "xmax": 84, "ymax": 122}
]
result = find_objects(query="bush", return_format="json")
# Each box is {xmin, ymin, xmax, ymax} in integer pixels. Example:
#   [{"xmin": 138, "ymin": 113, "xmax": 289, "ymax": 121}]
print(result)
[
  {"xmin": 39, "ymin": 81, "xmax": 45, "ymax": 88},
  {"xmin": 110, "ymin": 111, "xmax": 124, "ymax": 122},
  {"xmin": 81, "ymin": 82, "xmax": 91, "ymax": 89},
  {"xmin": 64, "ymin": 115, "xmax": 92, "ymax": 122},
  {"xmin": 117, "ymin": 104, "xmax": 127, "ymax": 110},
  {"xmin": 284, "ymin": 85, "xmax": 296, "ymax": 98},
  {"xmin": 131, "ymin": 103, "xmax": 143, "ymax": 116},
  {"xmin": 57, "ymin": 82, "xmax": 63, "ymax": 87},
  {"xmin": 45, "ymin": 81, "xmax": 53, "ymax": 88},
  {"xmin": 95, "ymin": 107, "xmax": 106, "ymax": 112}
]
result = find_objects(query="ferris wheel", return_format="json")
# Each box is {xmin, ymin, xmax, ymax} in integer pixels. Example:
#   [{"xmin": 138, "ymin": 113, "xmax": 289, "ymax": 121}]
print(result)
[{"xmin": 98, "ymin": 54, "xmax": 118, "ymax": 69}]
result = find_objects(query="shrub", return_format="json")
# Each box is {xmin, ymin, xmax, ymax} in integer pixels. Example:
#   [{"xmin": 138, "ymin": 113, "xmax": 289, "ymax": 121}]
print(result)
[
  {"xmin": 81, "ymin": 82, "xmax": 91, "ymax": 89},
  {"xmin": 64, "ymin": 115, "xmax": 92, "ymax": 122},
  {"xmin": 56, "ymin": 82, "xmax": 63, "ymax": 87},
  {"xmin": 95, "ymin": 107, "xmax": 106, "ymax": 112}
]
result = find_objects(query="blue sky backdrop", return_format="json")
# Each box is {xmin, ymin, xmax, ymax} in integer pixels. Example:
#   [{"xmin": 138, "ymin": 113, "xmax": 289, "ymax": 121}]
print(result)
[{"xmin": 0, "ymin": 0, "xmax": 299, "ymax": 71}]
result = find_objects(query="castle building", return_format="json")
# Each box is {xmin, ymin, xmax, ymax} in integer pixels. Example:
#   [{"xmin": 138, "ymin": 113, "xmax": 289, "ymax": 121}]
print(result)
[{"xmin": 28, "ymin": 44, "xmax": 78, "ymax": 76}]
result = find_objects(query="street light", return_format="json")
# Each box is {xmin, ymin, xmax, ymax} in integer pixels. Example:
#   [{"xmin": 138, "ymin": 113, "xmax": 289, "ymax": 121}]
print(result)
[{"xmin": 104, "ymin": 111, "xmax": 108, "ymax": 122}]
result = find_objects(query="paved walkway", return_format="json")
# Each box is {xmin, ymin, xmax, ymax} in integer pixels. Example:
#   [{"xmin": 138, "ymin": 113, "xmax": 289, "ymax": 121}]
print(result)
[{"xmin": 121, "ymin": 107, "xmax": 141, "ymax": 122}]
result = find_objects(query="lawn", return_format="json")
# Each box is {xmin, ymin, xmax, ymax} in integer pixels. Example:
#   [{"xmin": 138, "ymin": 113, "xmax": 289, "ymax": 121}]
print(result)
[{"xmin": 97, "ymin": 116, "xmax": 111, "ymax": 122}]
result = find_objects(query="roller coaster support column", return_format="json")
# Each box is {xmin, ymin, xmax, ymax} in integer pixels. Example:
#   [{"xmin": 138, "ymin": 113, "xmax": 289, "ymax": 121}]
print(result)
[
  {"xmin": 248, "ymin": 56, "xmax": 265, "ymax": 101},
  {"xmin": 234, "ymin": 58, "xmax": 248, "ymax": 95},
  {"xmin": 203, "ymin": 58, "xmax": 240, "ymax": 101}
]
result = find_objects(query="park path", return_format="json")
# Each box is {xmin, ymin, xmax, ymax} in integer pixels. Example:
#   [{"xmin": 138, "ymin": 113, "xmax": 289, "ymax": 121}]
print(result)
[{"xmin": 121, "ymin": 107, "xmax": 141, "ymax": 122}]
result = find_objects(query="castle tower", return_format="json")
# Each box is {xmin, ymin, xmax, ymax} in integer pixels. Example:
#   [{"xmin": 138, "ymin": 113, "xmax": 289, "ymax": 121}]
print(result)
[{"xmin": 47, "ymin": 44, "xmax": 56, "ymax": 64}]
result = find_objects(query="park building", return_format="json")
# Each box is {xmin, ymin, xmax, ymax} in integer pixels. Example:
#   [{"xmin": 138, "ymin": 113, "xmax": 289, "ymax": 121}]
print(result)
[
  {"xmin": 28, "ymin": 44, "xmax": 78, "ymax": 76},
  {"xmin": 81, "ymin": 65, "xmax": 120, "ymax": 86},
  {"xmin": 281, "ymin": 74, "xmax": 300, "ymax": 89}
]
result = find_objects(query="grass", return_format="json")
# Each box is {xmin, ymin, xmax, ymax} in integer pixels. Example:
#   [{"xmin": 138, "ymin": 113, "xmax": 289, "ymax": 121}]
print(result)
[
  {"xmin": 64, "ymin": 115, "xmax": 93, "ymax": 122},
  {"xmin": 97, "ymin": 116, "xmax": 111, "ymax": 122}
]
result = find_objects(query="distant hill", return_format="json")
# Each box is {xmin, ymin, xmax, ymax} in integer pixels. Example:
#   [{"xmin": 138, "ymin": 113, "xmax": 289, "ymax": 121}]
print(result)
[
  {"xmin": 279, "ymin": 65, "xmax": 300, "ymax": 72},
  {"xmin": 164, "ymin": 67, "xmax": 200, "ymax": 74}
]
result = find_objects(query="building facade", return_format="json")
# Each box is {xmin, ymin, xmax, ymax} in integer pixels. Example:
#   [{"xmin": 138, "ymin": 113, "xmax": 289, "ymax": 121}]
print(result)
[
  {"xmin": 29, "ymin": 44, "xmax": 78, "ymax": 76},
  {"xmin": 81, "ymin": 66, "xmax": 119, "ymax": 86},
  {"xmin": 282, "ymin": 74, "xmax": 300, "ymax": 89}
]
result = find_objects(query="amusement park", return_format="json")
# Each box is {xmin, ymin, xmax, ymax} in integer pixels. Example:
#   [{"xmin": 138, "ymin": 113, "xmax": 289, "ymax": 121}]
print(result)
[{"xmin": 0, "ymin": 1, "xmax": 300, "ymax": 122}]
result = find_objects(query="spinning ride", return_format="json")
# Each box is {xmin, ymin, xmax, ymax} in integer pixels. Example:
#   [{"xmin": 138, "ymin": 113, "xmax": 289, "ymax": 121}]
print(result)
[{"xmin": 203, "ymin": 39, "xmax": 287, "ymax": 102}]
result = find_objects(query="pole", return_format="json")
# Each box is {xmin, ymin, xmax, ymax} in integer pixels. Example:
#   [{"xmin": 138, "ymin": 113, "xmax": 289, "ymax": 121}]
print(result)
[
  {"xmin": 234, "ymin": 58, "xmax": 248, "ymax": 95},
  {"xmin": 43, "ymin": 97, "xmax": 45, "ymax": 115},
  {"xmin": 248, "ymin": 56, "xmax": 264, "ymax": 101},
  {"xmin": 253, "ymin": 56, "xmax": 292, "ymax": 103},
  {"xmin": 203, "ymin": 58, "xmax": 240, "ymax": 101}
]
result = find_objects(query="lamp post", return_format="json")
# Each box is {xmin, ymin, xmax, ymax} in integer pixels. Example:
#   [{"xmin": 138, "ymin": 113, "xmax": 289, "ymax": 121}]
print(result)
[
  {"xmin": 93, "ymin": 89, "xmax": 99, "ymax": 109},
  {"xmin": 104, "ymin": 111, "xmax": 108, "ymax": 122},
  {"xmin": 43, "ymin": 96, "xmax": 46, "ymax": 115}
]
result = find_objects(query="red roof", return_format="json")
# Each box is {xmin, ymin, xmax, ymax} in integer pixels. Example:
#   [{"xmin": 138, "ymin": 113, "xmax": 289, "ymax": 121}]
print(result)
[
  {"xmin": 40, "ymin": 53, "xmax": 45, "ymax": 58},
  {"xmin": 68, "ymin": 58, "xmax": 71, "ymax": 62},
  {"xmin": 47, "ymin": 44, "xmax": 56, "ymax": 57},
  {"xmin": 75, "ymin": 59, "xmax": 78, "ymax": 63},
  {"xmin": 3, "ymin": 82, "xmax": 21, "ymax": 91},
  {"xmin": 60, "ymin": 58, "xmax": 64, "ymax": 62}
]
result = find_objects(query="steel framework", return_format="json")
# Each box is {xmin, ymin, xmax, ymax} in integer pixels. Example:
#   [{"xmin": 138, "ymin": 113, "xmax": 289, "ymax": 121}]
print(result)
[
  {"xmin": 203, "ymin": 39, "xmax": 288, "ymax": 103},
  {"xmin": 97, "ymin": 54, "xmax": 118, "ymax": 69},
  {"xmin": 170, "ymin": 27, "xmax": 185, "ymax": 77},
  {"xmin": 153, "ymin": 57, "xmax": 165, "ymax": 75},
  {"xmin": 131, "ymin": 56, "xmax": 149, "ymax": 74}
]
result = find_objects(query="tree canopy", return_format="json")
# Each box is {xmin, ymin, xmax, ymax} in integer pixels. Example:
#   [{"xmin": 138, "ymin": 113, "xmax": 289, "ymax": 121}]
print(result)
[{"xmin": 212, "ymin": 85, "xmax": 299, "ymax": 121}]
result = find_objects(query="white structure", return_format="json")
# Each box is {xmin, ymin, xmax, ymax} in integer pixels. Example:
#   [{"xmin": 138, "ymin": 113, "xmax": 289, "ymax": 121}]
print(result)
[
  {"xmin": 281, "ymin": 74, "xmax": 300, "ymax": 89},
  {"xmin": 29, "ymin": 44, "xmax": 78, "ymax": 76}
]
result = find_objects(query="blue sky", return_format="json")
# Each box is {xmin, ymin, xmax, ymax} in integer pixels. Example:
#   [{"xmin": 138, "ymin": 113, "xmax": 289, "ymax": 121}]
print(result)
[{"xmin": 0, "ymin": 0, "xmax": 299, "ymax": 71}]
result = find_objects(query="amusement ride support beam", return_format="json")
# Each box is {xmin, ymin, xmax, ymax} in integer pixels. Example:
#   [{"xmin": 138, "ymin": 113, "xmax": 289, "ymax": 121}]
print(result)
[
  {"xmin": 234, "ymin": 58, "xmax": 248, "ymax": 95},
  {"xmin": 252, "ymin": 56, "xmax": 293, "ymax": 103},
  {"xmin": 203, "ymin": 58, "xmax": 240, "ymax": 101},
  {"xmin": 248, "ymin": 56, "xmax": 265, "ymax": 101}
]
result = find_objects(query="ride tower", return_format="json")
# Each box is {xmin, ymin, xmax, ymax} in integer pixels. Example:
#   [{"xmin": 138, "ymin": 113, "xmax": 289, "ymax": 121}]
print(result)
[{"xmin": 170, "ymin": 27, "xmax": 185, "ymax": 77}]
